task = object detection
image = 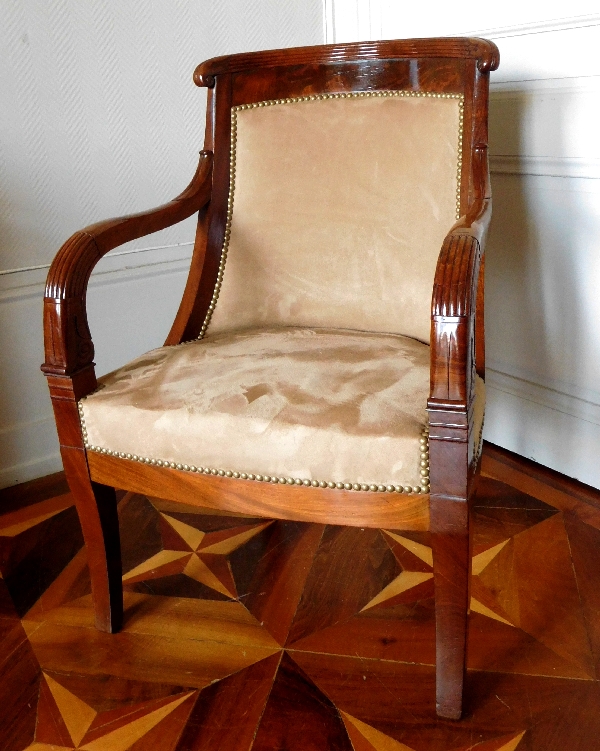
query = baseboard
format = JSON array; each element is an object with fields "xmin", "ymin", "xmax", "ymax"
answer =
[
  {"xmin": 490, "ymin": 155, "xmax": 600, "ymax": 180},
  {"xmin": 0, "ymin": 452, "xmax": 63, "ymax": 490},
  {"xmin": 485, "ymin": 368, "xmax": 600, "ymax": 490}
]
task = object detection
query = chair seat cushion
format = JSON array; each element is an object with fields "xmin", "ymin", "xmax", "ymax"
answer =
[{"xmin": 80, "ymin": 327, "xmax": 433, "ymax": 489}]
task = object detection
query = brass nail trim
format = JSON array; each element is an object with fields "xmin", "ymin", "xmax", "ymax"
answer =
[
  {"xmin": 78, "ymin": 399, "xmax": 429, "ymax": 494},
  {"xmin": 199, "ymin": 89, "xmax": 465, "ymax": 339},
  {"xmin": 474, "ymin": 415, "xmax": 485, "ymax": 464}
]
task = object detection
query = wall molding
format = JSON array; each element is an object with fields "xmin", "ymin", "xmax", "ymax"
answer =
[
  {"xmin": 0, "ymin": 242, "xmax": 193, "ymax": 302},
  {"xmin": 464, "ymin": 13, "xmax": 600, "ymax": 39},
  {"xmin": 490, "ymin": 155, "xmax": 600, "ymax": 179},
  {"xmin": 0, "ymin": 452, "xmax": 62, "ymax": 490},
  {"xmin": 0, "ymin": 241, "xmax": 194, "ymax": 279},
  {"xmin": 325, "ymin": 3, "xmax": 600, "ymax": 44},
  {"xmin": 485, "ymin": 370, "xmax": 600, "ymax": 490},
  {"xmin": 487, "ymin": 367, "xmax": 600, "ymax": 429},
  {"xmin": 0, "ymin": 415, "xmax": 62, "ymax": 489}
]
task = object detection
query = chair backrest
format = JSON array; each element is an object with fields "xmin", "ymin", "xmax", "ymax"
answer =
[{"xmin": 189, "ymin": 39, "xmax": 498, "ymax": 344}]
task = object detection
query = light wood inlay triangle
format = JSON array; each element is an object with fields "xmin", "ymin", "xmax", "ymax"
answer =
[
  {"xmin": 361, "ymin": 571, "xmax": 433, "ymax": 611},
  {"xmin": 199, "ymin": 521, "xmax": 272, "ymax": 554},
  {"xmin": 122, "ymin": 550, "xmax": 190, "ymax": 582},
  {"xmin": 80, "ymin": 692, "xmax": 193, "ymax": 751},
  {"xmin": 381, "ymin": 531, "xmax": 433, "ymax": 567},
  {"xmin": 471, "ymin": 597, "xmax": 514, "ymax": 627},
  {"xmin": 160, "ymin": 514, "xmax": 205, "ymax": 550},
  {"xmin": 44, "ymin": 673, "xmax": 97, "ymax": 747},
  {"xmin": 183, "ymin": 554, "xmax": 236, "ymax": 597},
  {"xmin": 341, "ymin": 712, "xmax": 416, "ymax": 751},
  {"xmin": 472, "ymin": 540, "xmax": 509, "ymax": 576}
]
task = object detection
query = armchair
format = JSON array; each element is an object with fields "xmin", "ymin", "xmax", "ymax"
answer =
[{"xmin": 42, "ymin": 38, "xmax": 499, "ymax": 720}]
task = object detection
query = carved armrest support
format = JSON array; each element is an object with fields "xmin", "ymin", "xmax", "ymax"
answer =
[
  {"xmin": 428, "ymin": 195, "xmax": 491, "ymax": 416},
  {"xmin": 42, "ymin": 151, "xmax": 213, "ymax": 382}
]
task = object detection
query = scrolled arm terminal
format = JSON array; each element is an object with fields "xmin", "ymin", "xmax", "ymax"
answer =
[
  {"xmin": 429, "ymin": 192, "xmax": 491, "ymax": 411},
  {"xmin": 42, "ymin": 151, "xmax": 213, "ymax": 379}
]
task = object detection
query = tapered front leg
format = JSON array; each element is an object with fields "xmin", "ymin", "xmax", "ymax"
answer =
[
  {"xmin": 61, "ymin": 446, "xmax": 123, "ymax": 633},
  {"xmin": 430, "ymin": 496, "xmax": 470, "ymax": 720}
]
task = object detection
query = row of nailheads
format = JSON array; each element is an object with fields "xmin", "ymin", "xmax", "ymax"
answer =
[
  {"xmin": 234, "ymin": 90, "xmax": 463, "ymax": 108},
  {"xmin": 197, "ymin": 89, "xmax": 465, "ymax": 339},
  {"xmin": 456, "ymin": 100, "xmax": 464, "ymax": 220},
  {"xmin": 474, "ymin": 418, "xmax": 485, "ymax": 462},
  {"xmin": 78, "ymin": 401, "xmax": 430, "ymax": 494}
]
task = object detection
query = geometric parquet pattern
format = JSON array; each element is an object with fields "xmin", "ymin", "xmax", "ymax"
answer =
[{"xmin": 2, "ymin": 444, "xmax": 600, "ymax": 750}]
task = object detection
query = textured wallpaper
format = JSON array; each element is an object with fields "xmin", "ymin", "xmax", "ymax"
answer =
[{"xmin": 0, "ymin": 0, "xmax": 324, "ymax": 272}]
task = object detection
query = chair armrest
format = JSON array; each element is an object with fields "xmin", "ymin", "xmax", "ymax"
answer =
[
  {"xmin": 42, "ymin": 151, "xmax": 213, "ymax": 379},
  {"xmin": 428, "ymin": 186, "xmax": 491, "ymax": 413}
]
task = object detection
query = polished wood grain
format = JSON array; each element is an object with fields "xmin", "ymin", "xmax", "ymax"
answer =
[
  {"xmin": 251, "ymin": 653, "xmax": 353, "ymax": 751},
  {"xmin": 3, "ymin": 446, "xmax": 600, "ymax": 749},
  {"xmin": 87, "ymin": 452, "xmax": 431, "ymax": 531},
  {"xmin": 41, "ymin": 38, "xmax": 500, "ymax": 719},
  {"xmin": 175, "ymin": 653, "xmax": 281, "ymax": 751},
  {"xmin": 193, "ymin": 38, "xmax": 500, "ymax": 82},
  {"xmin": 0, "ymin": 616, "xmax": 39, "ymax": 750},
  {"xmin": 0, "ymin": 471, "xmax": 68, "ymax": 514}
]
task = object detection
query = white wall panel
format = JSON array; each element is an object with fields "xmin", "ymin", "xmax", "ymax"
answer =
[
  {"xmin": 327, "ymin": 2, "xmax": 600, "ymax": 488},
  {"xmin": 0, "ymin": 0, "xmax": 324, "ymax": 488}
]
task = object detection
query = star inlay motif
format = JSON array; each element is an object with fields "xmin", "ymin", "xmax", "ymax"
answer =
[
  {"xmin": 25, "ymin": 672, "xmax": 196, "ymax": 750},
  {"xmin": 361, "ymin": 530, "xmax": 513, "ymax": 625},
  {"xmin": 122, "ymin": 514, "xmax": 272, "ymax": 599}
]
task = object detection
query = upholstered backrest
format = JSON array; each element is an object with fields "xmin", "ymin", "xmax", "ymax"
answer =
[{"xmin": 204, "ymin": 91, "xmax": 463, "ymax": 344}]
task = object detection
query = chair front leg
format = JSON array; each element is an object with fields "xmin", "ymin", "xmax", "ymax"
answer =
[
  {"xmin": 430, "ymin": 496, "xmax": 470, "ymax": 720},
  {"xmin": 61, "ymin": 446, "xmax": 123, "ymax": 632}
]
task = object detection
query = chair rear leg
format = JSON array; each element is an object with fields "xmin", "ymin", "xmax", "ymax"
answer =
[
  {"xmin": 430, "ymin": 497, "xmax": 470, "ymax": 720},
  {"xmin": 61, "ymin": 446, "xmax": 123, "ymax": 633}
]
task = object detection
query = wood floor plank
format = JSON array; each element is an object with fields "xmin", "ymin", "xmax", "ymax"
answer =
[
  {"xmin": 341, "ymin": 712, "xmax": 417, "ymax": 750},
  {"xmin": 476, "ymin": 513, "xmax": 595, "ymax": 678},
  {"xmin": 562, "ymin": 511, "xmax": 600, "ymax": 679},
  {"xmin": 24, "ymin": 619, "xmax": 279, "ymax": 689},
  {"xmin": 24, "ymin": 591, "xmax": 280, "ymax": 649},
  {"xmin": 118, "ymin": 494, "xmax": 164, "ymax": 576},
  {"xmin": 126, "ymin": 692, "xmax": 197, "ymax": 751},
  {"xmin": 0, "ymin": 617, "xmax": 40, "ymax": 751},
  {"xmin": 35, "ymin": 672, "xmax": 75, "ymax": 747},
  {"xmin": 289, "ymin": 600, "xmax": 436, "ymax": 665},
  {"xmin": 0, "ymin": 493, "xmax": 74, "ymax": 536},
  {"xmin": 287, "ymin": 526, "xmax": 400, "ymax": 645},
  {"xmin": 482, "ymin": 455, "xmax": 600, "ymax": 530},
  {"xmin": 251, "ymin": 652, "xmax": 353, "ymax": 751},
  {"xmin": 24, "ymin": 547, "xmax": 90, "ymax": 621},
  {"xmin": 240, "ymin": 521, "xmax": 325, "ymax": 646},
  {"xmin": 0, "ymin": 504, "xmax": 83, "ymax": 617},
  {"xmin": 467, "ymin": 612, "xmax": 595, "ymax": 679},
  {"xmin": 291, "ymin": 652, "xmax": 578, "ymax": 751},
  {"xmin": 175, "ymin": 653, "xmax": 281, "ymax": 751},
  {"xmin": 0, "ymin": 471, "xmax": 68, "ymax": 514}
]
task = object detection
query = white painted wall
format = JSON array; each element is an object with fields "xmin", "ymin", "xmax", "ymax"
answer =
[
  {"xmin": 327, "ymin": 2, "xmax": 600, "ymax": 488},
  {"xmin": 0, "ymin": 0, "xmax": 324, "ymax": 488}
]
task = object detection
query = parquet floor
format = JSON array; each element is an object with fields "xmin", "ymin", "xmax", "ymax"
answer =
[{"xmin": 2, "ymin": 444, "xmax": 600, "ymax": 750}]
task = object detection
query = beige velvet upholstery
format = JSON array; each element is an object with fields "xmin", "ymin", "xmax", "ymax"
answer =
[
  {"xmin": 81, "ymin": 327, "xmax": 434, "ymax": 489},
  {"xmin": 81, "ymin": 327, "xmax": 486, "ymax": 490},
  {"xmin": 205, "ymin": 92, "xmax": 463, "ymax": 344}
]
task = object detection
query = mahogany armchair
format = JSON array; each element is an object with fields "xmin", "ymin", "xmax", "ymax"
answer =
[{"xmin": 42, "ymin": 38, "xmax": 499, "ymax": 720}]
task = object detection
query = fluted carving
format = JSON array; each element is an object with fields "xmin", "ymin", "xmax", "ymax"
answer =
[
  {"xmin": 42, "ymin": 151, "xmax": 213, "ymax": 377},
  {"xmin": 429, "ymin": 196, "xmax": 490, "ymax": 408}
]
